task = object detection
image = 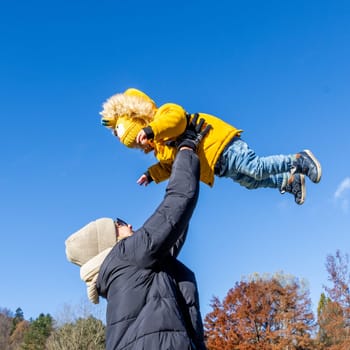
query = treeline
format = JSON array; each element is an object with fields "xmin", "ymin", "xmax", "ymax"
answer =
[
  {"xmin": 0, "ymin": 304, "xmax": 105, "ymax": 350},
  {"xmin": 204, "ymin": 249, "xmax": 350, "ymax": 350},
  {"xmin": 1, "ymin": 250, "xmax": 350, "ymax": 349}
]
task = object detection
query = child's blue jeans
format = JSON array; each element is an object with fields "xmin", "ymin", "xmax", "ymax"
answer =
[{"xmin": 215, "ymin": 137, "xmax": 294, "ymax": 190}]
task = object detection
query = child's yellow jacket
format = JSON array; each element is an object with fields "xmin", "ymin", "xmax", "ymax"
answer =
[{"xmin": 147, "ymin": 103, "xmax": 242, "ymax": 187}]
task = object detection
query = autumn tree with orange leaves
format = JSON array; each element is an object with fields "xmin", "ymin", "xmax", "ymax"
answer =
[{"xmin": 204, "ymin": 272, "xmax": 316, "ymax": 350}]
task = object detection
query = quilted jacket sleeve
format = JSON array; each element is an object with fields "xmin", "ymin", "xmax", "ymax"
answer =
[{"xmin": 122, "ymin": 149, "xmax": 200, "ymax": 268}]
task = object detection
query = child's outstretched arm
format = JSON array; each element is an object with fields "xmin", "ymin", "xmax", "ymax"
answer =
[
  {"xmin": 136, "ymin": 162, "xmax": 173, "ymax": 186},
  {"xmin": 135, "ymin": 103, "xmax": 187, "ymax": 147}
]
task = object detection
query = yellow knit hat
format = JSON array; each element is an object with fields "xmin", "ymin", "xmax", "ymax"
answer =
[
  {"xmin": 100, "ymin": 88, "xmax": 157, "ymax": 131},
  {"xmin": 116, "ymin": 115, "xmax": 146, "ymax": 148}
]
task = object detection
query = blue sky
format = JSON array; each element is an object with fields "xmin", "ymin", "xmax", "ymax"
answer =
[{"xmin": 1, "ymin": 0, "xmax": 350, "ymax": 321}]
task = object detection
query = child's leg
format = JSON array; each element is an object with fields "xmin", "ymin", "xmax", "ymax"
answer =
[
  {"xmin": 218, "ymin": 138, "xmax": 295, "ymax": 181},
  {"xmin": 216, "ymin": 139, "xmax": 319, "ymax": 204},
  {"xmin": 227, "ymin": 172, "xmax": 306, "ymax": 205},
  {"xmin": 231, "ymin": 173, "xmax": 285, "ymax": 190}
]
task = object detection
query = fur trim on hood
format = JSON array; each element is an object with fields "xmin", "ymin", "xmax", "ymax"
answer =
[{"xmin": 100, "ymin": 88, "xmax": 157, "ymax": 129}]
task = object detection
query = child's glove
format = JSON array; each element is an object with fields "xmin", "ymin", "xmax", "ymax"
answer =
[{"xmin": 175, "ymin": 113, "xmax": 212, "ymax": 151}]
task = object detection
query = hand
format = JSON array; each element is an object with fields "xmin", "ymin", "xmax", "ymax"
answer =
[
  {"xmin": 137, "ymin": 172, "xmax": 153, "ymax": 186},
  {"xmin": 176, "ymin": 113, "xmax": 212, "ymax": 151},
  {"xmin": 136, "ymin": 130, "xmax": 148, "ymax": 145},
  {"xmin": 137, "ymin": 174, "xmax": 149, "ymax": 186}
]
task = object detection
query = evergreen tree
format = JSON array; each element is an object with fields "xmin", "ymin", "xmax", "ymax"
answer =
[
  {"xmin": 317, "ymin": 293, "xmax": 332, "ymax": 348},
  {"xmin": 11, "ymin": 307, "xmax": 24, "ymax": 335},
  {"xmin": 22, "ymin": 313, "xmax": 53, "ymax": 350}
]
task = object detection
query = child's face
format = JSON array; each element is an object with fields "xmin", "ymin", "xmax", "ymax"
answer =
[
  {"xmin": 113, "ymin": 129, "xmax": 150, "ymax": 150},
  {"xmin": 114, "ymin": 117, "xmax": 145, "ymax": 148}
]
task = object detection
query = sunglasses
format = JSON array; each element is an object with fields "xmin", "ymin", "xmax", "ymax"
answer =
[{"xmin": 115, "ymin": 217, "xmax": 128, "ymax": 227}]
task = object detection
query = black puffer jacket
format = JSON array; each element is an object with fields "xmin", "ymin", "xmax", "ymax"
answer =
[{"xmin": 96, "ymin": 150, "xmax": 207, "ymax": 350}]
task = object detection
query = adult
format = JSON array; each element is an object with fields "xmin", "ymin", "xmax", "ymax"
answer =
[{"xmin": 66, "ymin": 116, "xmax": 210, "ymax": 349}]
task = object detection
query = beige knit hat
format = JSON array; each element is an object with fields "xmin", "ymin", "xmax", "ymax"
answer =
[
  {"xmin": 65, "ymin": 218, "xmax": 117, "ymax": 303},
  {"xmin": 65, "ymin": 218, "xmax": 116, "ymax": 266}
]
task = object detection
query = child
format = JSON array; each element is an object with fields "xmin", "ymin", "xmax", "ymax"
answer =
[{"xmin": 100, "ymin": 88, "xmax": 322, "ymax": 205}]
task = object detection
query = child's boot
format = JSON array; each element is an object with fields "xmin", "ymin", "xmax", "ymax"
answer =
[
  {"xmin": 281, "ymin": 174, "xmax": 306, "ymax": 205},
  {"xmin": 292, "ymin": 150, "xmax": 322, "ymax": 183}
]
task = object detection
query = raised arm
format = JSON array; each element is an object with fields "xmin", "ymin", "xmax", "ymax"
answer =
[
  {"xmin": 124, "ymin": 116, "xmax": 211, "ymax": 267},
  {"xmin": 126, "ymin": 148, "xmax": 200, "ymax": 267}
]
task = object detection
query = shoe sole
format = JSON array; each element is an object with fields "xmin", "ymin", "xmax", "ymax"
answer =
[
  {"xmin": 303, "ymin": 149, "xmax": 322, "ymax": 183},
  {"xmin": 297, "ymin": 174, "xmax": 306, "ymax": 205}
]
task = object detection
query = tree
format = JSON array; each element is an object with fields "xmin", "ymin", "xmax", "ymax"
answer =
[
  {"xmin": 317, "ymin": 293, "xmax": 332, "ymax": 347},
  {"xmin": 21, "ymin": 313, "xmax": 53, "ymax": 350},
  {"xmin": 0, "ymin": 307, "xmax": 28, "ymax": 350},
  {"xmin": 0, "ymin": 308, "xmax": 13, "ymax": 350},
  {"xmin": 0, "ymin": 303, "xmax": 105, "ymax": 349},
  {"xmin": 204, "ymin": 273, "xmax": 316, "ymax": 350},
  {"xmin": 12, "ymin": 308, "xmax": 24, "ymax": 331},
  {"xmin": 9, "ymin": 320, "xmax": 29, "ymax": 350},
  {"xmin": 317, "ymin": 250, "xmax": 350, "ymax": 349},
  {"xmin": 46, "ymin": 315, "xmax": 105, "ymax": 350}
]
